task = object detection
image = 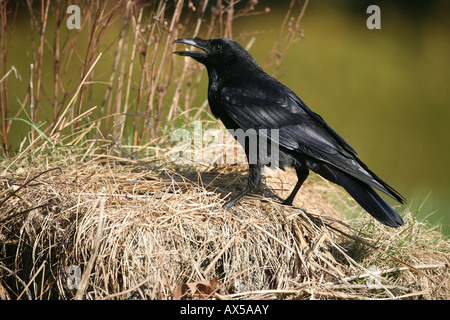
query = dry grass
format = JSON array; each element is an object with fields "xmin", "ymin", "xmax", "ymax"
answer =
[{"xmin": 0, "ymin": 156, "xmax": 448, "ymax": 300}]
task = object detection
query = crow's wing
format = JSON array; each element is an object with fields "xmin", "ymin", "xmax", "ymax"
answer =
[
  {"xmin": 221, "ymin": 84, "xmax": 403, "ymax": 202},
  {"xmin": 221, "ymin": 85, "xmax": 356, "ymax": 160}
]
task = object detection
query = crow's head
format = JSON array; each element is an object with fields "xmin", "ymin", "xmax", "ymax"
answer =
[{"xmin": 173, "ymin": 37, "xmax": 261, "ymax": 77}]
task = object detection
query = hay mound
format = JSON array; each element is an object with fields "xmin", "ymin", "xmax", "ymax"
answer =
[{"xmin": 0, "ymin": 160, "xmax": 448, "ymax": 299}]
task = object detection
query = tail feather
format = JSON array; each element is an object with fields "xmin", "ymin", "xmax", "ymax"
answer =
[{"xmin": 331, "ymin": 167, "xmax": 404, "ymax": 228}]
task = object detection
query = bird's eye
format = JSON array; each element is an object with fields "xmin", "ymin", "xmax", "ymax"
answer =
[{"xmin": 212, "ymin": 43, "xmax": 223, "ymax": 53}]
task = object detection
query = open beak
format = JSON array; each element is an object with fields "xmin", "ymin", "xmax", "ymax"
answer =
[{"xmin": 173, "ymin": 38, "xmax": 207, "ymax": 59}]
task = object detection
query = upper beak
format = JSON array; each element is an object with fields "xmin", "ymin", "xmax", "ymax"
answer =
[{"xmin": 173, "ymin": 38, "xmax": 207, "ymax": 59}]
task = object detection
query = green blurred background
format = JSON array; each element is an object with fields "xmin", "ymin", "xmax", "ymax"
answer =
[{"xmin": 4, "ymin": 0, "xmax": 450, "ymax": 234}]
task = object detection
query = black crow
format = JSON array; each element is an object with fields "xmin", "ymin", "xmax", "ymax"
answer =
[{"xmin": 173, "ymin": 37, "xmax": 405, "ymax": 228}]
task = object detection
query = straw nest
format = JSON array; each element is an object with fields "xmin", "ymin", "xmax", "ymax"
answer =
[{"xmin": 0, "ymin": 159, "xmax": 448, "ymax": 300}]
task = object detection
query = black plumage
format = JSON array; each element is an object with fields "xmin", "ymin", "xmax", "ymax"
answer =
[{"xmin": 174, "ymin": 37, "xmax": 405, "ymax": 228}]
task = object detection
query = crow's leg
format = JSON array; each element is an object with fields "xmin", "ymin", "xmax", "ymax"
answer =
[
  {"xmin": 223, "ymin": 164, "xmax": 262, "ymax": 210},
  {"xmin": 282, "ymin": 167, "xmax": 309, "ymax": 206}
]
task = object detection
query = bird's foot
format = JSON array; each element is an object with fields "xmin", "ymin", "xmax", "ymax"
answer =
[
  {"xmin": 281, "ymin": 199, "xmax": 294, "ymax": 206},
  {"xmin": 209, "ymin": 203, "xmax": 242, "ymax": 218},
  {"xmin": 221, "ymin": 202, "xmax": 243, "ymax": 218}
]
